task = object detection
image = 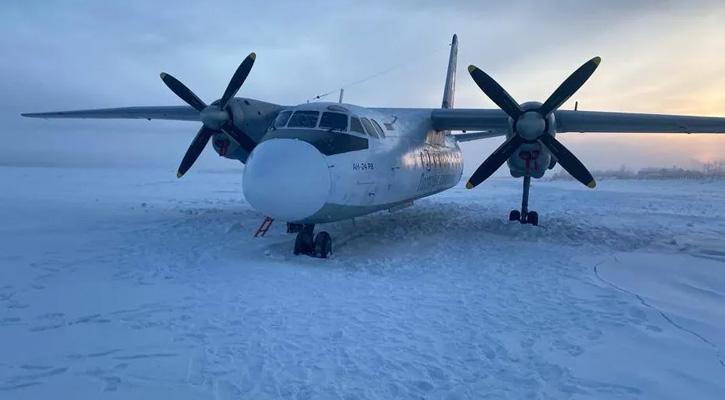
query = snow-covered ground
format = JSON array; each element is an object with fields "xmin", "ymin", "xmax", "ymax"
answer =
[{"xmin": 1, "ymin": 165, "xmax": 724, "ymax": 400}]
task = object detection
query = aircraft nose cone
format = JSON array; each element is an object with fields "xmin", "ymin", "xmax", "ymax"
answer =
[{"xmin": 243, "ymin": 139, "xmax": 330, "ymax": 222}]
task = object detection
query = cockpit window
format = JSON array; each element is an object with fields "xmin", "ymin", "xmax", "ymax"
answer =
[
  {"xmin": 273, "ymin": 111, "xmax": 292, "ymax": 128},
  {"xmin": 319, "ymin": 112, "xmax": 348, "ymax": 131},
  {"xmin": 287, "ymin": 111, "xmax": 320, "ymax": 128},
  {"xmin": 360, "ymin": 117, "xmax": 379, "ymax": 138},
  {"xmin": 371, "ymin": 119, "xmax": 386, "ymax": 138},
  {"xmin": 350, "ymin": 117, "xmax": 365, "ymax": 134}
]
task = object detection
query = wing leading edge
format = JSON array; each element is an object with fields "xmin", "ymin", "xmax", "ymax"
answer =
[{"xmin": 22, "ymin": 106, "xmax": 200, "ymax": 121}]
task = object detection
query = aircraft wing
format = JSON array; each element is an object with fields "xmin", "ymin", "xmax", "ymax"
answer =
[
  {"xmin": 431, "ymin": 108, "xmax": 725, "ymax": 134},
  {"xmin": 431, "ymin": 109, "xmax": 509, "ymax": 131},
  {"xmin": 554, "ymin": 110, "xmax": 725, "ymax": 133},
  {"xmin": 21, "ymin": 106, "xmax": 199, "ymax": 121},
  {"xmin": 452, "ymin": 131, "xmax": 506, "ymax": 142}
]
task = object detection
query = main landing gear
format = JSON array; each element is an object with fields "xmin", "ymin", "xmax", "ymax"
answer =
[
  {"xmin": 509, "ymin": 176, "xmax": 539, "ymax": 226},
  {"xmin": 292, "ymin": 224, "xmax": 332, "ymax": 258}
]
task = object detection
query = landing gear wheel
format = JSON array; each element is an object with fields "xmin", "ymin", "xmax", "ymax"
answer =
[
  {"xmin": 313, "ymin": 231, "xmax": 332, "ymax": 259},
  {"xmin": 294, "ymin": 230, "xmax": 314, "ymax": 255},
  {"xmin": 509, "ymin": 210, "xmax": 521, "ymax": 222},
  {"xmin": 526, "ymin": 211, "xmax": 539, "ymax": 226}
]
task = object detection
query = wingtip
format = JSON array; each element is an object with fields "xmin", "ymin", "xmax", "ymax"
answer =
[
  {"xmin": 249, "ymin": 52, "xmax": 256, "ymax": 61},
  {"xmin": 160, "ymin": 72, "xmax": 167, "ymax": 80},
  {"xmin": 587, "ymin": 180, "xmax": 597, "ymax": 189},
  {"xmin": 176, "ymin": 171, "xmax": 183, "ymax": 178},
  {"xmin": 592, "ymin": 56, "xmax": 601, "ymax": 66},
  {"xmin": 465, "ymin": 181, "xmax": 474, "ymax": 189},
  {"xmin": 467, "ymin": 65, "xmax": 477, "ymax": 73}
]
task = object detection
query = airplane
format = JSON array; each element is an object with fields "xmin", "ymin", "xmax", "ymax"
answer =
[{"xmin": 23, "ymin": 34, "xmax": 725, "ymax": 258}]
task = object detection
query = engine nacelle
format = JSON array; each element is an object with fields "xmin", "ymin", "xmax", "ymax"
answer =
[
  {"xmin": 507, "ymin": 142, "xmax": 552, "ymax": 178},
  {"xmin": 208, "ymin": 99, "xmax": 249, "ymax": 161},
  {"xmin": 506, "ymin": 101, "xmax": 556, "ymax": 179}
]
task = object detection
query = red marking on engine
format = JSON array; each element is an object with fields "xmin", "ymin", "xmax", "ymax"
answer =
[
  {"xmin": 519, "ymin": 150, "xmax": 541, "ymax": 171},
  {"xmin": 215, "ymin": 139, "xmax": 230, "ymax": 157}
]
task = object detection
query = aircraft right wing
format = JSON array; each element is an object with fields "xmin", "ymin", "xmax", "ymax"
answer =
[{"xmin": 22, "ymin": 105, "xmax": 200, "ymax": 121}]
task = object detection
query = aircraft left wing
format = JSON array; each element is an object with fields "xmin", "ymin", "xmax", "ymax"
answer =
[
  {"xmin": 22, "ymin": 106, "xmax": 199, "ymax": 121},
  {"xmin": 431, "ymin": 108, "xmax": 725, "ymax": 135},
  {"xmin": 452, "ymin": 131, "xmax": 506, "ymax": 142},
  {"xmin": 554, "ymin": 110, "xmax": 725, "ymax": 133},
  {"xmin": 431, "ymin": 108, "xmax": 509, "ymax": 132}
]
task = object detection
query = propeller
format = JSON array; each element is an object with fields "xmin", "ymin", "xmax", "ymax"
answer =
[
  {"xmin": 160, "ymin": 52, "xmax": 258, "ymax": 178},
  {"xmin": 465, "ymin": 57, "xmax": 600, "ymax": 189}
]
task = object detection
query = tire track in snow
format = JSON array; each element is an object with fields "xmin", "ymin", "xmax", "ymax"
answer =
[{"xmin": 593, "ymin": 257, "xmax": 725, "ymax": 370}]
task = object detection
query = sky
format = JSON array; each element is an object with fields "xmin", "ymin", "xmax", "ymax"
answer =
[{"xmin": 1, "ymin": 0, "xmax": 724, "ymax": 174}]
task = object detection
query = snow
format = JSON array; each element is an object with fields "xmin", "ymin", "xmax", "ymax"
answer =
[{"xmin": 1, "ymin": 165, "xmax": 724, "ymax": 399}]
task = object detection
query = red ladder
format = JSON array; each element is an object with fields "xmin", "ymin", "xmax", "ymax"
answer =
[{"xmin": 254, "ymin": 217, "xmax": 275, "ymax": 237}]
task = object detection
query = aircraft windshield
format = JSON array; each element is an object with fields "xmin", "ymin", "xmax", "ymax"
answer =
[
  {"xmin": 350, "ymin": 117, "xmax": 365, "ymax": 134},
  {"xmin": 288, "ymin": 111, "xmax": 320, "ymax": 128},
  {"xmin": 371, "ymin": 119, "xmax": 386, "ymax": 138},
  {"xmin": 273, "ymin": 111, "xmax": 292, "ymax": 128},
  {"xmin": 360, "ymin": 117, "xmax": 379, "ymax": 138},
  {"xmin": 319, "ymin": 112, "xmax": 348, "ymax": 131}
]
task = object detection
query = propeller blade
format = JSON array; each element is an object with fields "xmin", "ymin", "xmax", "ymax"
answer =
[
  {"xmin": 466, "ymin": 135, "xmax": 524, "ymax": 189},
  {"xmin": 538, "ymin": 57, "xmax": 601, "ymax": 117},
  {"xmin": 220, "ymin": 52, "xmax": 256, "ymax": 109},
  {"xmin": 538, "ymin": 134, "xmax": 596, "ymax": 188},
  {"xmin": 468, "ymin": 65, "xmax": 524, "ymax": 119},
  {"xmin": 177, "ymin": 126, "xmax": 215, "ymax": 178},
  {"xmin": 160, "ymin": 73, "xmax": 207, "ymax": 112},
  {"xmin": 221, "ymin": 123, "xmax": 256, "ymax": 153}
]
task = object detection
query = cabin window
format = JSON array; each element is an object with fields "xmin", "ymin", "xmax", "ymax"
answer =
[
  {"xmin": 350, "ymin": 117, "xmax": 365, "ymax": 134},
  {"xmin": 319, "ymin": 112, "xmax": 348, "ymax": 131},
  {"xmin": 371, "ymin": 119, "xmax": 386, "ymax": 138},
  {"xmin": 287, "ymin": 111, "xmax": 320, "ymax": 128},
  {"xmin": 273, "ymin": 110, "xmax": 292, "ymax": 128},
  {"xmin": 360, "ymin": 117, "xmax": 379, "ymax": 138}
]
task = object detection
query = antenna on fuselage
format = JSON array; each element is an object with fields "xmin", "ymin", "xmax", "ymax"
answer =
[{"xmin": 339, "ymin": 88, "xmax": 344, "ymax": 103}]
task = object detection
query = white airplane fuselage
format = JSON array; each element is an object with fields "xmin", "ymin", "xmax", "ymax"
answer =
[{"xmin": 242, "ymin": 102, "xmax": 464, "ymax": 224}]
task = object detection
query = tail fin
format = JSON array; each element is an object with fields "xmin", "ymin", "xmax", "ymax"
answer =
[{"xmin": 441, "ymin": 34, "xmax": 458, "ymax": 109}]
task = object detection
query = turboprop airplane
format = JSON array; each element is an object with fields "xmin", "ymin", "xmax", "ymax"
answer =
[{"xmin": 23, "ymin": 34, "xmax": 725, "ymax": 258}]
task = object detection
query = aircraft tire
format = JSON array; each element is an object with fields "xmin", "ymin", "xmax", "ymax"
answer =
[
  {"xmin": 314, "ymin": 231, "xmax": 332, "ymax": 259},
  {"xmin": 294, "ymin": 231, "xmax": 315, "ymax": 255}
]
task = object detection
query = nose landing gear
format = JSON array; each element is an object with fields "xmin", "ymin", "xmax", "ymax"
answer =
[
  {"xmin": 293, "ymin": 224, "xmax": 332, "ymax": 258},
  {"xmin": 510, "ymin": 175, "xmax": 539, "ymax": 226}
]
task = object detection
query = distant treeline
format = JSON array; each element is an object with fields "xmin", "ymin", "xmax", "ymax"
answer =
[{"xmin": 550, "ymin": 160, "xmax": 725, "ymax": 181}]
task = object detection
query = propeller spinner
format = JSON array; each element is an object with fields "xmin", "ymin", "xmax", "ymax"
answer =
[
  {"xmin": 465, "ymin": 57, "xmax": 601, "ymax": 189},
  {"xmin": 159, "ymin": 52, "xmax": 258, "ymax": 178}
]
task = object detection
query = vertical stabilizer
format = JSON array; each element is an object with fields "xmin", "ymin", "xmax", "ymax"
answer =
[{"xmin": 441, "ymin": 34, "xmax": 458, "ymax": 109}]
